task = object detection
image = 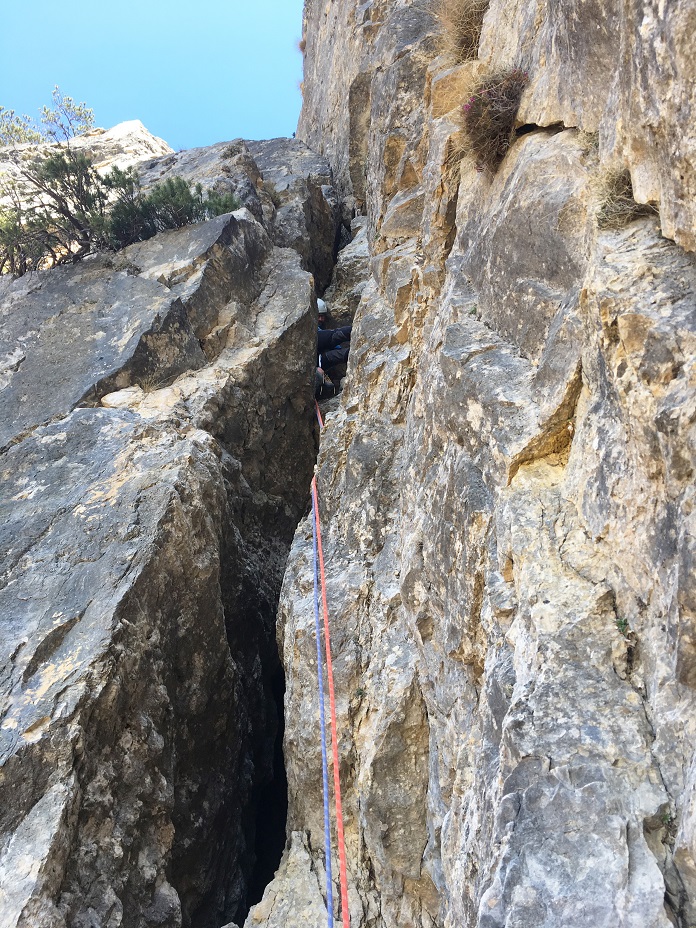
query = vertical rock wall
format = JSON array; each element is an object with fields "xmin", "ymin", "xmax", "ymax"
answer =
[{"xmin": 252, "ymin": 2, "xmax": 696, "ymax": 927}]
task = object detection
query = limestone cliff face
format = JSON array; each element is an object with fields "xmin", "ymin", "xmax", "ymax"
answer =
[
  {"xmin": 0, "ymin": 130, "xmax": 339, "ymax": 928},
  {"xmin": 2, "ymin": 6, "xmax": 695, "ymax": 927},
  {"xmin": 251, "ymin": 2, "xmax": 696, "ymax": 928}
]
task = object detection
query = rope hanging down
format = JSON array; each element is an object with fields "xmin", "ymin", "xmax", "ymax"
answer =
[
  {"xmin": 311, "ymin": 485, "xmax": 334, "ymax": 926},
  {"xmin": 311, "ymin": 398, "xmax": 350, "ymax": 928},
  {"xmin": 311, "ymin": 476, "xmax": 350, "ymax": 928}
]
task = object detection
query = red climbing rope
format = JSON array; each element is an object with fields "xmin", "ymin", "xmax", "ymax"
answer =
[
  {"xmin": 311, "ymin": 488, "xmax": 335, "ymax": 927},
  {"xmin": 311, "ymin": 456, "xmax": 350, "ymax": 928}
]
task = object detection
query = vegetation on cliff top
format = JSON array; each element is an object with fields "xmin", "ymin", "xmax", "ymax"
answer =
[
  {"xmin": 0, "ymin": 154, "xmax": 239, "ymax": 277},
  {"xmin": 0, "ymin": 87, "xmax": 239, "ymax": 277},
  {"xmin": 0, "ymin": 87, "xmax": 95, "ymax": 147}
]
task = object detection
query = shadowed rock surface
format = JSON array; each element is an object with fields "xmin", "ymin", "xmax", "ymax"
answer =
[{"xmin": 0, "ymin": 130, "xmax": 340, "ymax": 928}]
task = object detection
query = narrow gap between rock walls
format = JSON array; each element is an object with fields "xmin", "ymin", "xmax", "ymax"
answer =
[
  {"xmin": 221, "ymin": 207, "xmax": 352, "ymax": 926},
  {"xmin": 239, "ymin": 662, "xmax": 289, "ymax": 924}
]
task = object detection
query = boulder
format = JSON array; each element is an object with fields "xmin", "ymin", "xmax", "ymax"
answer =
[
  {"xmin": 0, "ymin": 144, "xmax": 322, "ymax": 927},
  {"xmin": 247, "ymin": 138, "xmax": 341, "ymax": 292}
]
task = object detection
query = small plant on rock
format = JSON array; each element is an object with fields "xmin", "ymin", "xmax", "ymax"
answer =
[
  {"xmin": 461, "ymin": 69, "xmax": 529, "ymax": 173},
  {"xmin": 592, "ymin": 167, "xmax": 658, "ymax": 230},
  {"xmin": 616, "ymin": 616, "xmax": 630, "ymax": 637},
  {"xmin": 433, "ymin": 0, "xmax": 490, "ymax": 63},
  {"xmin": 221, "ymin": 141, "xmax": 245, "ymax": 160}
]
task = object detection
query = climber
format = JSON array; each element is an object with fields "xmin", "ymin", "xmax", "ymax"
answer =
[
  {"xmin": 316, "ymin": 298, "xmax": 352, "ymax": 398},
  {"xmin": 317, "ymin": 298, "xmax": 352, "ymax": 370}
]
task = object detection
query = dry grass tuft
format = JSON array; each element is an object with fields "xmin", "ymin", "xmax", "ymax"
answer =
[
  {"xmin": 221, "ymin": 142, "xmax": 244, "ymax": 160},
  {"xmin": 433, "ymin": 0, "xmax": 490, "ymax": 63},
  {"xmin": 460, "ymin": 69, "xmax": 529, "ymax": 173},
  {"xmin": 592, "ymin": 168, "xmax": 658, "ymax": 229},
  {"xmin": 576, "ymin": 130, "xmax": 600, "ymax": 154}
]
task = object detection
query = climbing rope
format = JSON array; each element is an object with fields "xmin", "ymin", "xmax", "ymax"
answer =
[
  {"xmin": 311, "ymin": 476, "xmax": 350, "ymax": 928},
  {"xmin": 311, "ymin": 398, "xmax": 350, "ymax": 928},
  {"xmin": 311, "ymin": 484, "xmax": 334, "ymax": 926}
]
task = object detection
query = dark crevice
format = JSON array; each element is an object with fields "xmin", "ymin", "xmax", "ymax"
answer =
[
  {"xmin": 178, "ymin": 176, "xmax": 339, "ymax": 926},
  {"xmin": 216, "ymin": 525, "xmax": 291, "ymax": 928},
  {"xmin": 174, "ymin": 453, "xmax": 299, "ymax": 928},
  {"xmin": 243, "ymin": 663, "xmax": 289, "ymax": 920},
  {"xmin": 443, "ymin": 189, "xmax": 459, "ymax": 264},
  {"xmin": 334, "ymin": 219, "xmax": 353, "ymax": 260},
  {"xmin": 515, "ymin": 122, "xmax": 567, "ymax": 138}
]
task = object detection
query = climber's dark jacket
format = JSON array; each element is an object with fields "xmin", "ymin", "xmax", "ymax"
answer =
[{"xmin": 317, "ymin": 325, "xmax": 352, "ymax": 370}]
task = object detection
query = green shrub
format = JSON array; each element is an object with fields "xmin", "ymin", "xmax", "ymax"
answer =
[
  {"xmin": 0, "ymin": 149, "xmax": 240, "ymax": 276},
  {"xmin": 0, "ymin": 148, "xmax": 109, "ymax": 274},
  {"xmin": 144, "ymin": 178, "xmax": 239, "ymax": 232},
  {"xmin": 461, "ymin": 69, "xmax": 529, "ymax": 173},
  {"xmin": 28, "ymin": 149, "xmax": 110, "ymax": 251},
  {"xmin": 0, "ymin": 199, "xmax": 47, "ymax": 277},
  {"xmin": 202, "ymin": 187, "xmax": 240, "ymax": 217},
  {"xmin": 0, "ymin": 109, "xmax": 43, "ymax": 147},
  {"xmin": 39, "ymin": 87, "xmax": 94, "ymax": 142},
  {"xmin": 146, "ymin": 177, "xmax": 204, "ymax": 230},
  {"xmin": 101, "ymin": 167, "xmax": 158, "ymax": 249},
  {"xmin": 0, "ymin": 87, "xmax": 94, "ymax": 147}
]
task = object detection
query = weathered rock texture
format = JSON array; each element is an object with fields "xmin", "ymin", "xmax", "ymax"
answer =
[
  {"xmin": 251, "ymin": 2, "xmax": 696, "ymax": 928},
  {"xmin": 0, "ymin": 128, "xmax": 340, "ymax": 927},
  {"xmin": 136, "ymin": 137, "xmax": 341, "ymax": 294}
]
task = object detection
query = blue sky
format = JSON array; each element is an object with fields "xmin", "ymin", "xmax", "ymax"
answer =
[{"xmin": 0, "ymin": 0, "xmax": 305, "ymax": 151}]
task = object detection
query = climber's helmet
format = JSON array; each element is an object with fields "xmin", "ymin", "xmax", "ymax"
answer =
[{"xmin": 317, "ymin": 298, "xmax": 328, "ymax": 326}]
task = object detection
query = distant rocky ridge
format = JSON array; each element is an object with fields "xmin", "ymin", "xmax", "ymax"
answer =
[{"xmin": 0, "ymin": 119, "xmax": 173, "ymax": 183}]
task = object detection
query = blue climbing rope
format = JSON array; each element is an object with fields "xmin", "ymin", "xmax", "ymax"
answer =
[{"xmin": 312, "ymin": 487, "xmax": 335, "ymax": 926}]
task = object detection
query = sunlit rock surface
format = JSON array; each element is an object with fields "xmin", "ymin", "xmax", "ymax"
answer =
[
  {"xmin": 253, "ymin": 2, "xmax": 696, "ymax": 927},
  {"xmin": 0, "ymin": 119, "xmax": 173, "ymax": 186},
  {"xmin": 2, "ymin": 5, "xmax": 695, "ymax": 928}
]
